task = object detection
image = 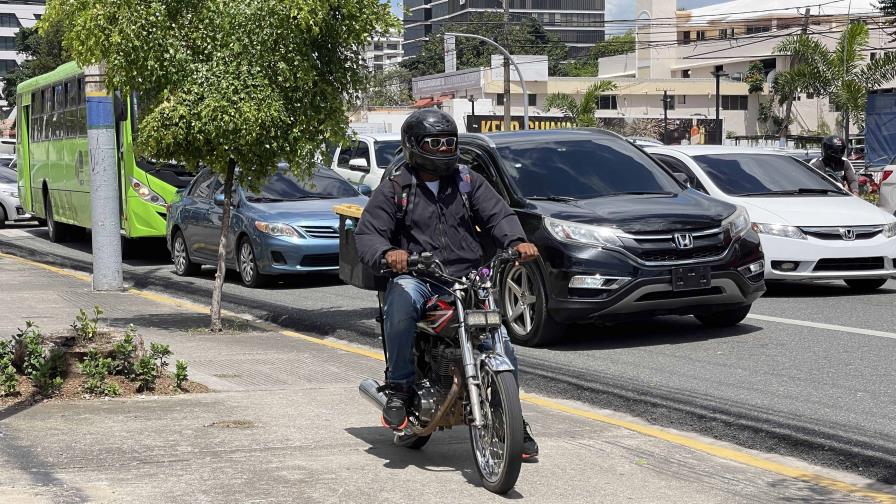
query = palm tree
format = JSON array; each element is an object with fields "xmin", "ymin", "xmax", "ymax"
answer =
[
  {"xmin": 774, "ymin": 22, "xmax": 896, "ymax": 142},
  {"xmin": 543, "ymin": 81, "xmax": 617, "ymax": 127}
]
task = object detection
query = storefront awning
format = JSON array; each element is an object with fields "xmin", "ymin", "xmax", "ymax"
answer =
[
  {"xmin": 413, "ymin": 97, "xmax": 434, "ymax": 108},
  {"xmin": 433, "ymin": 94, "xmax": 455, "ymax": 104}
]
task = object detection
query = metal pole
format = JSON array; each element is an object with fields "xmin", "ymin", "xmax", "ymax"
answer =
[
  {"xmin": 446, "ymin": 32, "xmax": 528, "ymax": 130},
  {"xmin": 85, "ymin": 63, "xmax": 123, "ymax": 291},
  {"xmin": 502, "ymin": 0, "xmax": 511, "ymax": 131},
  {"xmin": 662, "ymin": 90, "xmax": 669, "ymax": 145}
]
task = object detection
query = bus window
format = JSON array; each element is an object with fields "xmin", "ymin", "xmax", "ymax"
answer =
[
  {"xmin": 65, "ymin": 80, "xmax": 77, "ymax": 138},
  {"xmin": 54, "ymin": 84, "xmax": 64, "ymax": 140},
  {"xmin": 31, "ymin": 92, "xmax": 41, "ymax": 115},
  {"xmin": 78, "ymin": 76, "xmax": 85, "ymax": 104},
  {"xmin": 42, "ymin": 88, "xmax": 51, "ymax": 141}
]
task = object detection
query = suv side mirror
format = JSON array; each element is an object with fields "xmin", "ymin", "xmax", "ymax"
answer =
[
  {"xmin": 357, "ymin": 184, "xmax": 372, "ymax": 197},
  {"xmin": 349, "ymin": 158, "xmax": 369, "ymax": 170},
  {"xmin": 673, "ymin": 172, "xmax": 690, "ymax": 187}
]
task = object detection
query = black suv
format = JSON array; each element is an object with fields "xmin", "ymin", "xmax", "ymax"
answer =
[{"xmin": 435, "ymin": 129, "xmax": 765, "ymax": 346}]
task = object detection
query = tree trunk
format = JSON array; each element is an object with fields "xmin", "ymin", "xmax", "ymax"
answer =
[
  {"xmin": 778, "ymin": 99, "xmax": 794, "ymax": 148},
  {"xmin": 843, "ymin": 111, "xmax": 850, "ymax": 150},
  {"xmin": 209, "ymin": 159, "xmax": 236, "ymax": 332}
]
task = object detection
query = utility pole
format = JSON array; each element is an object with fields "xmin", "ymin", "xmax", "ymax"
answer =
[
  {"xmin": 778, "ymin": 8, "xmax": 811, "ymax": 148},
  {"xmin": 711, "ymin": 69, "xmax": 728, "ymax": 145},
  {"xmin": 84, "ymin": 64, "xmax": 123, "ymax": 292},
  {"xmin": 659, "ymin": 89, "xmax": 672, "ymax": 145},
  {"xmin": 503, "ymin": 0, "xmax": 512, "ymax": 131}
]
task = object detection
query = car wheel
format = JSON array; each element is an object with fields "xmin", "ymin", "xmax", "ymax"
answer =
[
  {"xmin": 844, "ymin": 278, "xmax": 888, "ymax": 291},
  {"xmin": 238, "ymin": 238, "xmax": 269, "ymax": 288},
  {"xmin": 172, "ymin": 231, "xmax": 201, "ymax": 276},
  {"xmin": 0, "ymin": 206, "xmax": 7, "ymax": 228},
  {"xmin": 501, "ymin": 262, "xmax": 565, "ymax": 347},
  {"xmin": 695, "ymin": 305, "xmax": 752, "ymax": 327}
]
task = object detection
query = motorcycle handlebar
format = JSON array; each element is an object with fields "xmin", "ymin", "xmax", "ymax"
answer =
[{"xmin": 377, "ymin": 248, "xmax": 519, "ymax": 276}]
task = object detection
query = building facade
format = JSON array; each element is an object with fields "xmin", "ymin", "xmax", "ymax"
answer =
[
  {"xmin": 402, "ymin": 0, "xmax": 605, "ymax": 58},
  {"xmin": 0, "ymin": 1, "xmax": 44, "ymax": 79},
  {"xmin": 365, "ymin": 30, "xmax": 403, "ymax": 73}
]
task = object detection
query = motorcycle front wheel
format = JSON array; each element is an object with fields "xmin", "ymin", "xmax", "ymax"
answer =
[{"xmin": 469, "ymin": 367, "xmax": 523, "ymax": 494}]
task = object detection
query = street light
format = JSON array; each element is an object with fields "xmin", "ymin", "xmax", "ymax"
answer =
[
  {"xmin": 445, "ymin": 32, "xmax": 529, "ymax": 130},
  {"xmin": 711, "ymin": 69, "xmax": 729, "ymax": 145},
  {"xmin": 467, "ymin": 95, "xmax": 477, "ymax": 132}
]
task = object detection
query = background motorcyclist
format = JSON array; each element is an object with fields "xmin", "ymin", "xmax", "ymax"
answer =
[
  {"xmin": 810, "ymin": 135, "xmax": 859, "ymax": 195},
  {"xmin": 355, "ymin": 108, "xmax": 540, "ymax": 460}
]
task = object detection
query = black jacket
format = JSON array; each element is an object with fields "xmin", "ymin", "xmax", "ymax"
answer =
[{"xmin": 355, "ymin": 164, "xmax": 527, "ymax": 277}]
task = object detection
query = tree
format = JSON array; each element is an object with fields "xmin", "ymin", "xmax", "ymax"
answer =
[
  {"xmin": 774, "ymin": 23, "xmax": 896, "ymax": 141},
  {"xmin": 542, "ymin": 81, "xmax": 617, "ymax": 127},
  {"xmin": 556, "ymin": 30, "xmax": 635, "ymax": 78},
  {"xmin": 2, "ymin": 22, "xmax": 69, "ymax": 107},
  {"xmin": 357, "ymin": 67, "xmax": 412, "ymax": 108},
  {"xmin": 744, "ymin": 61, "xmax": 766, "ymax": 95},
  {"xmin": 47, "ymin": 0, "xmax": 397, "ymax": 331},
  {"xmin": 882, "ymin": 0, "xmax": 896, "ymax": 40},
  {"xmin": 401, "ymin": 13, "xmax": 568, "ymax": 77}
]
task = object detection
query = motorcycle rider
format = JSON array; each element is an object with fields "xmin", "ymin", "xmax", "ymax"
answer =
[
  {"xmin": 810, "ymin": 135, "xmax": 859, "ymax": 195},
  {"xmin": 355, "ymin": 108, "xmax": 540, "ymax": 460}
]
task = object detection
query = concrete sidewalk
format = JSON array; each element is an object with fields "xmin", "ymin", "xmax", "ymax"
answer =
[{"xmin": 0, "ymin": 254, "xmax": 890, "ymax": 503}]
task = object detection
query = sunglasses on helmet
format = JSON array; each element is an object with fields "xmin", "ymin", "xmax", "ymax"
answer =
[{"xmin": 421, "ymin": 137, "xmax": 457, "ymax": 149}]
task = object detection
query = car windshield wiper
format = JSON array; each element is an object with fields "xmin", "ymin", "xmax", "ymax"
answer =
[
  {"xmin": 736, "ymin": 188, "xmax": 845, "ymax": 196},
  {"xmin": 527, "ymin": 195, "xmax": 579, "ymax": 202},
  {"xmin": 601, "ymin": 191, "xmax": 676, "ymax": 197},
  {"xmin": 247, "ymin": 196, "xmax": 286, "ymax": 202}
]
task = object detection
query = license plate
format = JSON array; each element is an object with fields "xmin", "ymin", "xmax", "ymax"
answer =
[{"xmin": 671, "ymin": 266, "xmax": 712, "ymax": 291}]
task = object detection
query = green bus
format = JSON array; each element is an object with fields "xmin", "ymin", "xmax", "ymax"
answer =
[{"xmin": 16, "ymin": 62, "xmax": 193, "ymax": 242}]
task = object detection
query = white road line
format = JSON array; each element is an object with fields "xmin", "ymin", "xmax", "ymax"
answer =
[
  {"xmin": 0, "ymin": 229, "xmax": 30, "ymax": 237},
  {"xmin": 747, "ymin": 313, "xmax": 896, "ymax": 340}
]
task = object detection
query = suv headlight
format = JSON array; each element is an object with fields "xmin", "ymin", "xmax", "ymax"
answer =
[
  {"xmin": 751, "ymin": 222, "xmax": 807, "ymax": 240},
  {"xmin": 255, "ymin": 221, "xmax": 301, "ymax": 238},
  {"xmin": 723, "ymin": 207, "xmax": 750, "ymax": 238},
  {"xmin": 544, "ymin": 217, "xmax": 623, "ymax": 248},
  {"xmin": 129, "ymin": 177, "xmax": 166, "ymax": 207},
  {"xmin": 883, "ymin": 222, "xmax": 896, "ymax": 238}
]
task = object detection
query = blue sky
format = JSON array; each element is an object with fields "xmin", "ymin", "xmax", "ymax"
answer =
[{"xmin": 388, "ymin": 0, "xmax": 724, "ymax": 19}]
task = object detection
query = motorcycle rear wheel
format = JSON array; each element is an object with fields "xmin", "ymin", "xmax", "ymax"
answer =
[{"xmin": 469, "ymin": 368, "xmax": 523, "ymax": 494}]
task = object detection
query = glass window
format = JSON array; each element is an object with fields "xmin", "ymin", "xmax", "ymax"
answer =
[
  {"xmin": 244, "ymin": 165, "xmax": 358, "ymax": 200},
  {"xmin": 350, "ymin": 142, "xmax": 371, "ymax": 171},
  {"xmin": 31, "ymin": 92, "xmax": 41, "ymax": 116},
  {"xmin": 496, "ymin": 93, "xmax": 505, "ymax": 106},
  {"xmin": 0, "ymin": 166, "xmax": 15, "ymax": 183},
  {"xmin": 652, "ymin": 154, "xmax": 706, "ymax": 192},
  {"xmin": 0, "ymin": 37, "xmax": 16, "ymax": 50},
  {"xmin": 66, "ymin": 80, "xmax": 78, "ymax": 108},
  {"xmin": 54, "ymin": 84, "xmax": 64, "ymax": 111},
  {"xmin": 597, "ymin": 96, "xmax": 617, "ymax": 110},
  {"xmin": 528, "ymin": 93, "xmax": 537, "ymax": 107},
  {"xmin": 721, "ymin": 95, "xmax": 748, "ymax": 110},
  {"xmin": 0, "ymin": 14, "xmax": 20, "ymax": 28},
  {"xmin": 495, "ymin": 137, "xmax": 681, "ymax": 200},
  {"xmin": 373, "ymin": 140, "xmax": 402, "ymax": 168},
  {"xmin": 190, "ymin": 170, "xmax": 218, "ymax": 199},
  {"xmin": 692, "ymin": 154, "xmax": 847, "ymax": 196}
]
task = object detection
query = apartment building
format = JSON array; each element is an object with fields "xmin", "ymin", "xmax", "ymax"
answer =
[
  {"xmin": 0, "ymin": 1, "xmax": 44, "ymax": 78},
  {"xmin": 366, "ymin": 30, "xmax": 403, "ymax": 73}
]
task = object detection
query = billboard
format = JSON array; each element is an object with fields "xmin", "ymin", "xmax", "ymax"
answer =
[
  {"xmin": 467, "ymin": 115, "xmax": 574, "ymax": 133},
  {"xmin": 595, "ymin": 117, "xmax": 723, "ymax": 145}
]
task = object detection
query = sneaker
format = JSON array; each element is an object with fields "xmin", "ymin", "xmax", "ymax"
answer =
[
  {"xmin": 381, "ymin": 384, "xmax": 411, "ymax": 431},
  {"xmin": 522, "ymin": 420, "xmax": 539, "ymax": 461}
]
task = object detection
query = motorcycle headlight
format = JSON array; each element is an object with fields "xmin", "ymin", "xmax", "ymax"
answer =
[
  {"xmin": 544, "ymin": 217, "xmax": 623, "ymax": 248},
  {"xmin": 129, "ymin": 177, "xmax": 166, "ymax": 207},
  {"xmin": 883, "ymin": 222, "xmax": 896, "ymax": 238},
  {"xmin": 723, "ymin": 207, "xmax": 751, "ymax": 238},
  {"xmin": 254, "ymin": 221, "xmax": 301, "ymax": 238},
  {"xmin": 751, "ymin": 222, "xmax": 807, "ymax": 240}
]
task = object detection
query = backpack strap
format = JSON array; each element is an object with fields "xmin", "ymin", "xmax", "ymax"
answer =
[
  {"xmin": 389, "ymin": 164, "xmax": 415, "ymax": 227},
  {"xmin": 456, "ymin": 165, "xmax": 474, "ymax": 225}
]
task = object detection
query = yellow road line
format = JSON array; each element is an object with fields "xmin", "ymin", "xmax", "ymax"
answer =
[{"xmin": 2, "ymin": 250, "xmax": 893, "ymax": 502}]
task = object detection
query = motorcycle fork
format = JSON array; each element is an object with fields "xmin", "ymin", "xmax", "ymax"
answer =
[{"xmin": 454, "ymin": 286, "xmax": 484, "ymax": 427}]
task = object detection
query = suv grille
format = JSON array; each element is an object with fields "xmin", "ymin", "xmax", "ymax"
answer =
[
  {"xmin": 813, "ymin": 257, "xmax": 885, "ymax": 271},
  {"xmin": 299, "ymin": 226, "xmax": 339, "ymax": 239},
  {"xmin": 622, "ymin": 227, "xmax": 729, "ymax": 264}
]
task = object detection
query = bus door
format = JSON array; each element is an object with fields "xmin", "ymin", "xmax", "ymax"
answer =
[{"xmin": 18, "ymin": 104, "xmax": 32, "ymax": 210}]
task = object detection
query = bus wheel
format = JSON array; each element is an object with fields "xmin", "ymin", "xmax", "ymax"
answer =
[{"xmin": 45, "ymin": 197, "xmax": 69, "ymax": 243}]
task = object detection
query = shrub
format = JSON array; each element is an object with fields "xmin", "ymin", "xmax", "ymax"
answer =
[
  {"xmin": 134, "ymin": 355, "xmax": 157, "ymax": 392},
  {"xmin": 31, "ymin": 349, "xmax": 64, "ymax": 396},
  {"xmin": 0, "ymin": 340, "xmax": 17, "ymax": 396},
  {"xmin": 149, "ymin": 342, "xmax": 172, "ymax": 373},
  {"xmin": 111, "ymin": 325, "xmax": 138, "ymax": 378},
  {"xmin": 72, "ymin": 305, "xmax": 103, "ymax": 343},
  {"xmin": 175, "ymin": 360, "xmax": 188, "ymax": 389},
  {"xmin": 79, "ymin": 348, "xmax": 119, "ymax": 397}
]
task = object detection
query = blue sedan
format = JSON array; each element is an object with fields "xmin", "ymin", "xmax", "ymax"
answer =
[{"xmin": 166, "ymin": 164, "xmax": 367, "ymax": 287}]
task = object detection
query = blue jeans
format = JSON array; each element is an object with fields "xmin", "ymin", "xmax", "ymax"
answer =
[{"xmin": 383, "ymin": 275, "xmax": 519, "ymax": 386}]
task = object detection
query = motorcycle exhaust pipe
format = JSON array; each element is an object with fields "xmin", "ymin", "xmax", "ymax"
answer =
[{"xmin": 359, "ymin": 378, "xmax": 387, "ymax": 411}]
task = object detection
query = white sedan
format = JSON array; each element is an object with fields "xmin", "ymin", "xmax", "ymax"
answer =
[
  {"xmin": 646, "ymin": 146, "xmax": 896, "ymax": 291},
  {"xmin": 0, "ymin": 166, "xmax": 30, "ymax": 227}
]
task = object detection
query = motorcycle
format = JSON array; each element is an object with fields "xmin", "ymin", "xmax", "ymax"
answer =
[{"xmin": 358, "ymin": 249, "xmax": 524, "ymax": 494}]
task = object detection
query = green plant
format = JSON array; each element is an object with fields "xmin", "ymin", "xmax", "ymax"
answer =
[
  {"xmin": 745, "ymin": 61, "xmax": 766, "ymax": 95},
  {"xmin": 79, "ymin": 348, "xmax": 118, "ymax": 396},
  {"xmin": 71, "ymin": 305, "xmax": 103, "ymax": 342},
  {"xmin": 134, "ymin": 356, "xmax": 157, "ymax": 392},
  {"xmin": 149, "ymin": 342, "xmax": 172, "ymax": 373},
  {"xmin": 111, "ymin": 325, "xmax": 138, "ymax": 378},
  {"xmin": 543, "ymin": 81, "xmax": 618, "ymax": 127},
  {"xmin": 30, "ymin": 349, "xmax": 64, "ymax": 396},
  {"xmin": 725, "ymin": 130, "xmax": 738, "ymax": 139},
  {"xmin": 0, "ymin": 340, "xmax": 17, "ymax": 396},
  {"xmin": 175, "ymin": 360, "xmax": 188, "ymax": 389},
  {"xmin": 21, "ymin": 326, "xmax": 45, "ymax": 376}
]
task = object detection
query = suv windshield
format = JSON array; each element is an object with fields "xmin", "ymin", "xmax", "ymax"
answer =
[
  {"xmin": 496, "ymin": 137, "xmax": 681, "ymax": 199},
  {"xmin": 0, "ymin": 166, "xmax": 14, "ymax": 183},
  {"xmin": 692, "ymin": 154, "xmax": 847, "ymax": 196},
  {"xmin": 374, "ymin": 141, "xmax": 402, "ymax": 168},
  {"xmin": 245, "ymin": 165, "xmax": 358, "ymax": 201}
]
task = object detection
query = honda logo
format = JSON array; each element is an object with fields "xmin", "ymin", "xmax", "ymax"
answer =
[
  {"xmin": 839, "ymin": 228, "xmax": 856, "ymax": 241},
  {"xmin": 674, "ymin": 233, "xmax": 694, "ymax": 249}
]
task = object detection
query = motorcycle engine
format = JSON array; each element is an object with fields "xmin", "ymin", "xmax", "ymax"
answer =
[{"xmin": 414, "ymin": 384, "xmax": 440, "ymax": 424}]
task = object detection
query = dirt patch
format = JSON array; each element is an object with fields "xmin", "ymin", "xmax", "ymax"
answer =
[{"xmin": 205, "ymin": 419, "xmax": 256, "ymax": 429}]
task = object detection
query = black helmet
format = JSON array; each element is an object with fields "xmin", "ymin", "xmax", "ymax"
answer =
[
  {"xmin": 822, "ymin": 135, "xmax": 846, "ymax": 159},
  {"xmin": 401, "ymin": 109, "xmax": 459, "ymax": 177}
]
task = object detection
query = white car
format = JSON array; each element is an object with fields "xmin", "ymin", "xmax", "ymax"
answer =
[
  {"xmin": 0, "ymin": 166, "xmax": 30, "ymax": 226},
  {"xmin": 879, "ymin": 165, "xmax": 895, "ymax": 216},
  {"xmin": 330, "ymin": 133, "xmax": 402, "ymax": 191},
  {"xmin": 646, "ymin": 146, "xmax": 896, "ymax": 291}
]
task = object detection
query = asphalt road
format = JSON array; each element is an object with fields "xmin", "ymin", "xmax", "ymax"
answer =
[{"xmin": 2, "ymin": 223, "xmax": 895, "ymax": 483}]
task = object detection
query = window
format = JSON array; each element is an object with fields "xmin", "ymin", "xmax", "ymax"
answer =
[
  {"xmin": 806, "ymin": 92, "xmax": 815, "ymax": 100},
  {"xmin": 528, "ymin": 93, "xmax": 537, "ymax": 107},
  {"xmin": 665, "ymin": 95, "xmax": 675, "ymax": 110},
  {"xmin": 745, "ymin": 25, "xmax": 771, "ymax": 35},
  {"xmin": 373, "ymin": 42, "xmax": 383, "ymax": 51},
  {"xmin": 496, "ymin": 93, "xmax": 505, "ymax": 106},
  {"xmin": 681, "ymin": 31, "xmax": 691, "ymax": 44},
  {"xmin": 677, "ymin": 95, "xmax": 687, "ymax": 105},
  {"xmin": 0, "ymin": 37, "xmax": 15, "ymax": 50},
  {"xmin": 696, "ymin": 31, "xmax": 706, "ymax": 41},
  {"xmin": 692, "ymin": 154, "xmax": 845, "ymax": 196},
  {"xmin": 31, "ymin": 92, "xmax": 41, "ymax": 116},
  {"xmin": 190, "ymin": 170, "xmax": 219, "ymax": 199},
  {"xmin": 682, "ymin": 69, "xmax": 691, "ymax": 79},
  {"xmin": 0, "ymin": 14, "xmax": 20, "ymax": 28},
  {"xmin": 373, "ymin": 140, "xmax": 402, "ymax": 168},
  {"xmin": 244, "ymin": 166, "xmax": 358, "ymax": 200},
  {"xmin": 652, "ymin": 154, "xmax": 707, "ymax": 193},
  {"xmin": 0, "ymin": 60, "xmax": 17, "ymax": 74},
  {"xmin": 386, "ymin": 43, "xmax": 399, "ymax": 51},
  {"xmin": 721, "ymin": 95, "xmax": 748, "ymax": 111},
  {"xmin": 350, "ymin": 142, "xmax": 370, "ymax": 172},
  {"xmin": 596, "ymin": 95, "xmax": 617, "ymax": 110},
  {"xmin": 871, "ymin": 52, "xmax": 877, "ymax": 61}
]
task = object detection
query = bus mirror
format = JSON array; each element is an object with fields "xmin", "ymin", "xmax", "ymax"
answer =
[{"xmin": 113, "ymin": 92, "xmax": 126, "ymax": 123}]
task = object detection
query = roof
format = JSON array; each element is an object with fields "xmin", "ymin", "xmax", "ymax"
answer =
[
  {"xmin": 646, "ymin": 145, "xmax": 808, "ymax": 156},
  {"xmin": 17, "ymin": 62, "xmax": 83, "ymax": 97},
  {"xmin": 679, "ymin": 0, "xmax": 879, "ymax": 26}
]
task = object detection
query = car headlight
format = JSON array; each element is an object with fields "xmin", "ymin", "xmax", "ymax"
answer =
[
  {"xmin": 129, "ymin": 177, "xmax": 166, "ymax": 207},
  {"xmin": 751, "ymin": 222, "xmax": 807, "ymax": 240},
  {"xmin": 255, "ymin": 221, "xmax": 301, "ymax": 238},
  {"xmin": 883, "ymin": 222, "xmax": 896, "ymax": 238},
  {"xmin": 723, "ymin": 207, "xmax": 750, "ymax": 238},
  {"xmin": 544, "ymin": 217, "xmax": 623, "ymax": 248}
]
